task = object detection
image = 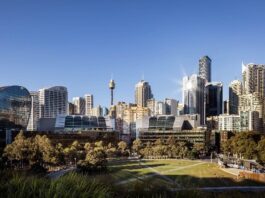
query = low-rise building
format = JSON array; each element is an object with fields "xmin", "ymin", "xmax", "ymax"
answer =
[{"xmin": 137, "ymin": 114, "xmax": 207, "ymax": 147}]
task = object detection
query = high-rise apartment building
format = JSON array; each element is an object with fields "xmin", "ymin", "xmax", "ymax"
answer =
[
  {"xmin": 27, "ymin": 91, "xmax": 39, "ymax": 131},
  {"xmin": 68, "ymin": 102, "xmax": 75, "ymax": 115},
  {"xmin": 183, "ymin": 74, "xmax": 205, "ymax": 124},
  {"xmin": 91, "ymin": 105, "xmax": 103, "ymax": 117},
  {"xmin": 229, "ymin": 80, "xmax": 242, "ymax": 115},
  {"xmin": 199, "ymin": 56, "xmax": 211, "ymax": 83},
  {"xmin": 147, "ymin": 98, "xmax": 156, "ymax": 116},
  {"xmin": 135, "ymin": 80, "xmax": 153, "ymax": 107},
  {"xmin": 242, "ymin": 63, "xmax": 265, "ymax": 98},
  {"xmin": 239, "ymin": 93, "xmax": 264, "ymax": 132},
  {"xmin": 155, "ymin": 101, "xmax": 166, "ymax": 115},
  {"xmin": 165, "ymin": 98, "xmax": 178, "ymax": 115},
  {"xmin": 73, "ymin": 97, "xmax": 85, "ymax": 115},
  {"xmin": 205, "ymin": 82, "xmax": 223, "ymax": 117},
  {"xmin": 116, "ymin": 102, "xmax": 128, "ymax": 119},
  {"xmin": 218, "ymin": 114, "xmax": 241, "ymax": 132},
  {"xmin": 123, "ymin": 105, "xmax": 150, "ymax": 138},
  {"xmin": 84, "ymin": 94, "xmax": 93, "ymax": 116},
  {"xmin": 39, "ymin": 86, "xmax": 68, "ymax": 118}
]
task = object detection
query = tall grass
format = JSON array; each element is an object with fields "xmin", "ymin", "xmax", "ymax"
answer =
[
  {"xmin": 0, "ymin": 171, "xmax": 264, "ymax": 198},
  {"xmin": 0, "ymin": 172, "xmax": 112, "ymax": 198}
]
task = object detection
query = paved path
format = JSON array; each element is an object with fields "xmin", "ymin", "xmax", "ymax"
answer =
[
  {"xmin": 171, "ymin": 186, "xmax": 265, "ymax": 192},
  {"xmin": 47, "ymin": 167, "xmax": 76, "ymax": 179},
  {"xmin": 220, "ymin": 167, "xmax": 241, "ymax": 176}
]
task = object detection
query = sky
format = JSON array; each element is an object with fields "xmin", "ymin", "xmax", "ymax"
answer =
[{"xmin": 1, "ymin": 0, "xmax": 265, "ymax": 107}]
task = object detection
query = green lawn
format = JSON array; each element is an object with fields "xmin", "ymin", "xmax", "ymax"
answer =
[{"xmin": 107, "ymin": 159, "xmax": 264, "ymax": 189}]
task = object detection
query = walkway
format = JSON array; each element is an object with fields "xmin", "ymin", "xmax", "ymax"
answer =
[{"xmin": 47, "ymin": 166, "xmax": 76, "ymax": 179}]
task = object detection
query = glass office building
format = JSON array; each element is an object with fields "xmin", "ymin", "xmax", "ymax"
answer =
[
  {"xmin": 0, "ymin": 86, "xmax": 32, "ymax": 131},
  {"xmin": 55, "ymin": 115, "xmax": 115, "ymax": 132}
]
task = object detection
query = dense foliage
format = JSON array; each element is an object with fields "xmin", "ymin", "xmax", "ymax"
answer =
[
  {"xmin": 2, "ymin": 131, "xmax": 131, "ymax": 172},
  {"xmin": 222, "ymin": 132, "xmax": 265, "ymax": 164},
  {"xmin": 132, "ymin": 137, "xmax": 204, "ymax": 159}
]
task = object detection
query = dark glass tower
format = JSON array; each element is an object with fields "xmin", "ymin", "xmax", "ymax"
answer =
[
  {"xmin": 205, "ymin": 82, "xmax": 223, "ymax": 117},
  {"xmin": 199, "ymin": 56, "xmax": 211, "ymax": 83}
]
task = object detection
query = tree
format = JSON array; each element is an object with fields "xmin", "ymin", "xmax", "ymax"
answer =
[
  {"xmin": 132, "ymin": 139, "xmax": 142, "ymax": 155},
  {"xmin": 64, "ymin": 140, "xmax": 82, "ymax": 164},
  {"xmin": 30, "ymin": 135, "xmax": 56, "ymax": 167},
  {"xmin": 257, "ymin": 137, "xmax": 265, "ymax": 164},
  {"xmin": 152, "ymin": 139, "xmax": 168, "ymax": 158},
  {"xmin": 118, "ymin": 141, "xmax": 128, "ymax": 155},
  {"xmin": 106, "ymin": 143, "xmax": 116, "ymax": 158},
  {"xmin": 78, "ymin": 140, "xmax": 108, "ymax": 172},
  {"xmin": 140, "ymin": 142, "xmax": 153, "ymax": 157},
  {"xmin": 4, "ymin": 131, "xmax": 32, "ymax": 168},
  {"xmin": 230, "ymin": 132, "xmax": 258, "ymax": 159},
  {"xmin": 55, "ymin": 143, "xmax": 65, "ymax": 165},
  {"xmin": 177, "ymin": 142, "xmax": 189, "ymax": 159}
]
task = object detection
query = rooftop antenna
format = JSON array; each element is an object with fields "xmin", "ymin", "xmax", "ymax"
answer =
[{"xmin": 142, "ymin": 72, "xmax": 145, "ymax": 81}]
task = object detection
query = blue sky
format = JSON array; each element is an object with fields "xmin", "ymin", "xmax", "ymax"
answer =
[{"xmin": 1, "ymin": 0, "xmax": 265, "ymax": 107}]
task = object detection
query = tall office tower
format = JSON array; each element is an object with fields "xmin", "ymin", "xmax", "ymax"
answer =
[
  {"xmin": 242, "ymin": 63, "xmax": 265, "ymax": 97},
  {"xmin": 223, "ymin": 100, "xmax": 230, "ymax": 115},
  {"xmin": 27, "ymin": 91, "xmax": 39, "ymax": 131},
  {"xmin": 229, "ymin": 80, "xmax": 242, "ymax": 114},
  {"xmin": 199, "ymin": 56, "xmax": 211, "ymax": 83},
  {"xmin": 109, "ymin": 79, "xmax": 115, "ymax": 106},
  {"xmin": 72, "ymin": 97, "xmax": 85, "ymax": 115},
  {"xmin": 135, "ymin": 80, "xmax": 153, "ymax": 107},
  {"xmin": 147, "ymin": 98, "xmax": 156, "ymax": 116},
  {"xmin": 205, "ymin": 82, "xmax": 223, "ymax": 117},
  {"xmin": 68, "ymin": 102, "xmax": 75, "ymax": 115},
  {"xmin": 39, "ymin": 86, "xmax": 68, "ymax": 118},
  {"xmin": 165, "ymin": 98, "xmax": 178, "ymax": 115},
  {"xmin": 84, "ymin": 94, "xmax": 93, "ymax": 116},
  {"xmin": 183, "ymin": 74, "xmax": 205, "ymax": 125}
]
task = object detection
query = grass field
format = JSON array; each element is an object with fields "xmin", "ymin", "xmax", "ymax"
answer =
[{"xmin": 107, "ymin": 159, "xmax": 264, "ymax": 189}]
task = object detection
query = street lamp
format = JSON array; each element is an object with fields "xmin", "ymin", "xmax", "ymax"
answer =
[{"xmin": 74, "ymin": 158, "xmax": 77, "ymax": 167}]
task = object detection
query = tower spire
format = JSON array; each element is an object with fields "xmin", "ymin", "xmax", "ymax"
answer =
[{"xmin": 109, "ymin": 78, "xmax": 115, "ymax": 106}]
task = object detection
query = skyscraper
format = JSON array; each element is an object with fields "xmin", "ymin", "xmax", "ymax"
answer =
[
  {"xmin": 229, "ymin": 80, "xmax": 242, "ymax": 114},
  {"xmin": 27, "ymin": 91, "xmax": 39, "ymax": 131},
  {"xmin": 242, "ymin": 63, "xmax": 265, "ymax": 98},
  {"xmin": 39, "ymin": 86, "xmax": 68, "ymax": 118},
  {"xmin": 85, "ymin": 94, "xmax": 93, "ymax": 116},
  {"xmin": 183, "ymin": 74, "xmax": 205, "ymax": 124},
  {"xmin": 72, "ymin": 97, "xmax": 86, "ymax": 115},
  {"xmin": 147, "ymin": 98, "xmax": 156, "ymax": 116},
  {"xmin": 199, "ymin": 56, "xmax": 211, "ymax": 82},
  {"xmin": 91, "ymin": 105, "xmax": 103, "ymax": 117},
  {"xmin": 68, "ymin": 102, "xmax": 75, "ymax": 115},
  {"xmin": 135, "ymin": 80, "xmax": 153, "ymax": 107},
  {"xmin": 205, "ymin": 82, "xmax": 223, "ymax": 117},
  {"xmin": 165, "ymin": 98, "xmax": 178, "ymax": 115}
]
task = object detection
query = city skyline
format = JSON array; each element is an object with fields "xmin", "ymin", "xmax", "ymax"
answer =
[{"xmin": 1, "ymin": 1, "xmax": 265, "ymax": 107}]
